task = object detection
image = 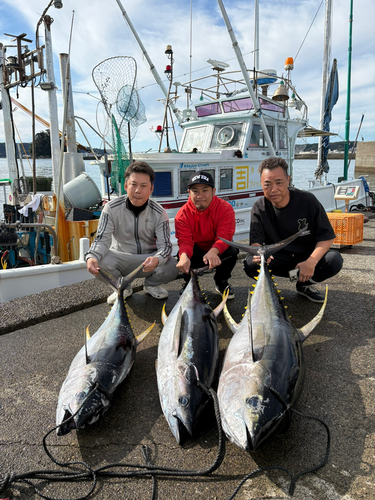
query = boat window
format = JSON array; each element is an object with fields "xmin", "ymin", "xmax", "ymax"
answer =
[
  {"xmin": 153, "ymin": 172, "xmax": 172, "ymax": 197},
  {"xmin": 267, "ymin": 125, "xmax": 274, "ymax": 145},
  {"xmin": 219, "ymin": 169, "xmax": 233, "ymax": 190},
  {"xmin": 210, "ymin": 123, "xmax": 243, "ymax": 149},
  {"xmin": 180, "ymin": 126, "xmax": 207, "ymax": 153},
  {"xmin": 259, "ymin": 98, "xmax": 284, "ymax": 112},
  {"xmin": 278, "ymin": 126, "xmax": 287, "ymax": 149},
  {"xmin": 249, "ymin": 124, "xmax": 262, "ymax": 147},
  {"xmin": 179, "ymin": 169, "xmax": 216, "ymax": 195},
  {"xmin": 248, "ymin": 124, "xmax": 274, "ymax": 148},
  {"xmin": 195, "ymin": 103, "xmax": 221, "ymax": 117},
  {"xmin": 223, "ymin": 98, "xmax": 254, "ymax": 113},
  {"xmin": 179, "ymin": 170, "xmax": 195, "ymax": 195}
]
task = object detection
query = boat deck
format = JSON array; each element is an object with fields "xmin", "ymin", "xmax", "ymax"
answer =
[{"xmin": 1, "ymin": 215, "xmax": 374, "ymax": 499}]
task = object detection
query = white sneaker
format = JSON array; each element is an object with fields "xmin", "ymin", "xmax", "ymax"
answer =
[
  {"xmin": 143, "ymin": 283, "xmax": 168, "ymax": 299},
  {"xmin": 107, "ymin": 285, "xmax": 132, "ymax": 305}
]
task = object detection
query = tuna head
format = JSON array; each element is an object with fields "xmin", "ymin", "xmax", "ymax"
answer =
[
  {"xmin": 219, "ymin": 370, "xmax": 287, "ymax": 451},
  {"xmin": 56, "ymin": 378, "xmax": 111, "ymax": 436},
  {"xmin": 160, "ymin": 364, "xmax": 210, "ymax": 445}
]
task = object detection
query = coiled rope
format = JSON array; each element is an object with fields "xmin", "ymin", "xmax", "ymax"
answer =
[{"xmin": 0, "ymin": 382, "xmax": 330, "ymax": 500}]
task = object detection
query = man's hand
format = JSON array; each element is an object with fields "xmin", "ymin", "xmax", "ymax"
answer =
[
  {"xmin": 142, "ymin": 256, "xmax": 159, "ymax": 273},
  {"xmin": 296, "ymin": 258, "xmax": 316, "ymax": 282},
  {"xmin": 296, "ymin": 239, "xmax": 334, "ymax": 282},
  {"xmin": 203, "ymin": 248, "xmax": 221, "ymax": 270},
  {"xmin": 251, "ymin": 243, "xmax": 273, "ymax": 265},
  {"xmin": 87, "ymin": 257, "xmax": 100, "ymax": 276},
  {"xmin": 176, "ymin": 253, "xmax": 191, "ymax": 274}
]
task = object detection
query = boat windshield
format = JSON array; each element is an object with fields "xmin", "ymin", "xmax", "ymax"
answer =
[
  {"xmin": 180, "ymin": 125, "xmax": 207, "ymax": 153},
  {"xmin": 259, "ymin": 98, "xmax": 284, "ymax": 113},
  {"xmin": 223, "ymin": 97, "xmax": 254, "ymax": 113},
  {"xmin": 210, "ymin": 123, "xmax": 244, "ymax": 149},
  {"xmin": 195, "ymin": 103, "xmax": 222, "ymax": 117}
]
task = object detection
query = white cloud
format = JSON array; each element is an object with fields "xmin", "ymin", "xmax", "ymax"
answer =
[{"xmin": 1, "ymin": 0, "xmax": 374, "ymax": 150}]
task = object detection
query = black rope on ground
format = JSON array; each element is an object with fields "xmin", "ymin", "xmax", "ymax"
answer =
[
  {"xmin": 0, "ymin": 381, "xmax": 330, "ymax": 500},
  {"xmin": 225, "ymin": 387, "xmax": 330, "ymax": 499},
  {"xmin": 0, "ymin": 383, "xmax": 225, "ymax": 500}
]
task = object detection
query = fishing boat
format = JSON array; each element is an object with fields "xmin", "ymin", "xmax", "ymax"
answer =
[{"xmin": 0, "ymin": 0, "xmax": 373, "ymax": 303}]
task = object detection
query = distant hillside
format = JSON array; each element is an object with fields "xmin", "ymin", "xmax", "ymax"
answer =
[
  {"xmin": 296, "ymin": 140, "xmax": 356, "ymax": 153},
  {"xmin": 0, "ymin": 143, "xmax": 106, "ymax": 158}
]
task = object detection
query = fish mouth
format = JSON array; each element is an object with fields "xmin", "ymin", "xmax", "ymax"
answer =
[
  {"xmin": 172, "ymin": 413, "xmax": 193, "ymax": 445},
  {"xmin": 56, "ymin": 409, "xmax": 77, "ymax": 436}
]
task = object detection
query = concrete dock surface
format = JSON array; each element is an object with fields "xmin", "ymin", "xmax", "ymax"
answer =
[{"xmin": 1, "ymin": 217, "xmax": 374, "ymax": 500}]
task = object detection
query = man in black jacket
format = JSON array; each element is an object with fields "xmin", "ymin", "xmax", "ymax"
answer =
[{"xmin": 244, "ymin": 157, "xmax": 343, "ymax": 303}]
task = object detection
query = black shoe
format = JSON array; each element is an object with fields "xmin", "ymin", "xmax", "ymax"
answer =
[
  {"xmin": 215, "ymin": 281, "xmax": 235, "ymax": 299},
  {"xmin": 296, "ymin": 281, "xmax": 324, "ymax": 303},
  {"xmin": 179, "ymin": 281, "xmax": 189, "ymax": 295}
]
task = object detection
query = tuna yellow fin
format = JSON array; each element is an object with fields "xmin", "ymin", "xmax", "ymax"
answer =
[
  {"xmin": 298, "ymin": 285, "xmax": 328, "ymax": 342},
  {"xmin": 85, "ymin": 325, "xmax": 91, "ymax": 365},
  {"xmin": 161, "ymin": 303, "xmax": 168, "ymax": 325},
  {"xmin": 213, "ymin": 288, "xmax": 229, "ymax": 318},
  {"xmin": 135, "ymin": 321, "xmax": 156, "ymax": 345},
  {"xmin": 136, "ymin": 321, "xmax": 155, "ymax": 345},
  {"xmin": 223, "ymin": 301, "xmax": 238, "ymax": 334}
]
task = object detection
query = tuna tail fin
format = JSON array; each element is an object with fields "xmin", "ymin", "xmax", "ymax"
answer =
[
  {"xmin": 219, "ymin": 226, "xmax": 311, "ymax": 260},
  {"xmin": 135, "ymin": 321, "xmax": 155, "ymax": 345},
  {"xmin": 85, "ymin": 325, "xmax": 91, "ymax": 365},
  {"xmin": 298, "ymin": 285, "xmax": 328, "ymax": 342},
  {"xmin": 98, "ymin": 263, "xmax": 145, "ymax": 295},
  {"xmin": 98, "ymin": 268, "xmax": 119, "ymax": 292}
]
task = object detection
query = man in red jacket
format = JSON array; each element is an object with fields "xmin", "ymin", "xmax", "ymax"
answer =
[{"xmin": 175, "ymin": 171, "xmax": 238, "ymax": 298}]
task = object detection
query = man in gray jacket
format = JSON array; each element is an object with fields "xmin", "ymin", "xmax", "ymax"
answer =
[{"xmin": 86, "ymin": 161, "xmax": 178, "ymax": 304}]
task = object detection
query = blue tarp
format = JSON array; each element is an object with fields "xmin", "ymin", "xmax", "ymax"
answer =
[{"xmin": 320, "ymin": 58, "xmax": 339, "ymax": 174}]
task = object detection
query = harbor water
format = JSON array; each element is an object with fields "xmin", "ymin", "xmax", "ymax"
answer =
[{"xmin": 0, "ymin": 157, "xmax": 370, "ymax": 216}]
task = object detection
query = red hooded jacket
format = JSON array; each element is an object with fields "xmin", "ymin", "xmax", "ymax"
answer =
[{"xmin": 175, "ymin": 195, "xmax": 236, "ymax": 258}]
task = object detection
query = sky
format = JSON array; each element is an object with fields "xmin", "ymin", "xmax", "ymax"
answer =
[{"xmin": 0, "ymin": 0, "xmax": 374, "ymax": 153}]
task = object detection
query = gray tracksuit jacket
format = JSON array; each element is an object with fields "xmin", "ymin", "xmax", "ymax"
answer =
[{"xmin": 85, "ymin": 196, "xmax": 172, "ymax": 265}]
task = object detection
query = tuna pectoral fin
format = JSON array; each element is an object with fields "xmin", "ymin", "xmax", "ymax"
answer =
[
  {"xmin": 161, "ymin": 303, "xmax": 168, "ymax": 326},
  {"xmin": 135, "ymin": 322, "xmax": 156, "ymax": 345},
  {"xmin": 85, "ymin": 325, "xmax": 91, "ymax": 365},
  {"xmin": 223, "ymin": 302, "xmax": 238, "ymax": 334},
  {"xmin": 212, "ymin": 288, "xmax": 229, "ymax": 318},
  {"xmin": 298, "ymin": 285, "xmax": 328, "ymax": 342}
]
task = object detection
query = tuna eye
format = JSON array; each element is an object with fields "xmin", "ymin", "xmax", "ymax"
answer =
[
  {"xmin": 179, "ymin": 396, "xmax": 189, "ymax": 407},
  {"xmin": 76, "ymin": 391, "xmax": 86, "ymax": 402},
  {"xmin": 246, "ymin": 396, "xmax": 260, "ymax": 409}
]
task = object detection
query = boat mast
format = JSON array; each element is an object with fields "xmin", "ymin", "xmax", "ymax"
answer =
[
  {"xmin": 0, "ymin": 44, "xmax": 18, "ymax": 203},
  {"xmin": 114, "ymin": 0, "xmax": 182, "ymax": 126},
  {"xmin": 217, "ymin": 0, "xmax": 275, "ymax": 156},
  {"xmin": 343, "ymin": 0, "xmax": 353, "ymax": 180},
  {"xmin": 317, "ymin": 0, "xmax": 332, "ymax": 182},
  {"xmin": 254, "ymin": 0, "xmax": 259, "ymax": 70}
]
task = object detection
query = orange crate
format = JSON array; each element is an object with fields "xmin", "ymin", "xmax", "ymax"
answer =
[{"xmin": 327, "ymin": 212, "xmax": 364, "ymax": 245}]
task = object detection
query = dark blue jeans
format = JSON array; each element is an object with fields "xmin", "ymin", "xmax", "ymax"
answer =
[{"xmin": 243, "ymin": 249, "xmax": 343, "ymax": 283}]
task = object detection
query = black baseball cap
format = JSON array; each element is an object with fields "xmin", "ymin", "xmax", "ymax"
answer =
[{"xmin": 187, "ymin": 171, "xmax": 215, "ymax": 189}]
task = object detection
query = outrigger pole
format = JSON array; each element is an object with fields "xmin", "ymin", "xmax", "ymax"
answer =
[
  {"xmin": 343, "ymin": 0, "xmax": 353, "ymax": 180},
  {"xmin": 114, "ymin": 0, "xmax": 183, "ymax": 126},
  {"xmin": 217, "ymin": 0, "xmax": 276, "ymax": 156}
]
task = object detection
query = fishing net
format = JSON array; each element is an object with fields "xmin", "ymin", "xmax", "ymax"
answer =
[
  {"xmin": 111, "ymin": 116, "xmax": 128, "ymax": 195},
  {"xmin": 92, "ymin": 56, "xmax": 146, "ymax": 194}
]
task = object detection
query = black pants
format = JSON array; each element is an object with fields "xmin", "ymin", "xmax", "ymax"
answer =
[
  {"xmin": 243, "ymin": 249, "xmax": 343, "ymax": 283},
  {"xmin": 182, "ymin": 244, "xmax": 239, "ymax": 284}
]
